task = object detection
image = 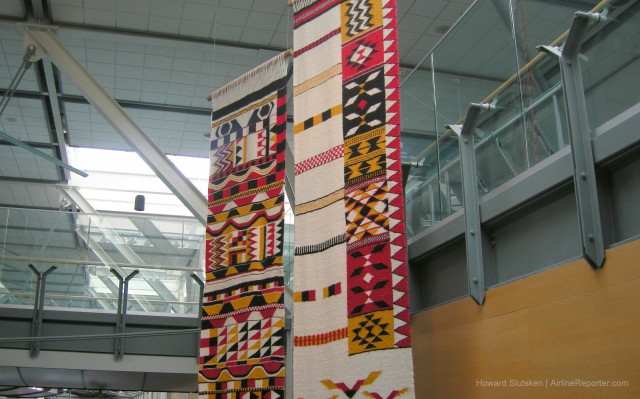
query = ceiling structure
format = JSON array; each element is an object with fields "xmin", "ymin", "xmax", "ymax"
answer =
[
  {"xmin": 0, "ymin": 0, "xmax": 612, "ymax": 349},
  {"xmin": 1, "ymin": 0, "xmax": 637, "ymax": 398},
  {"xmin": 0, "ymin": 0, "xmax": 476, "ymax": 213},
  {"xmin": 2, "ymin": 0, "xmax": 630, "ymax": 394},
  {"xmin": 0, "ymin": 0, "xmax": 476, "ymax": 393}
]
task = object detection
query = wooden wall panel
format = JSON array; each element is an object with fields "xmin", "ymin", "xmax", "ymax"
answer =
[{"xmin": 411, "ymin": 239, "xmax": 640, "ymax": 398}]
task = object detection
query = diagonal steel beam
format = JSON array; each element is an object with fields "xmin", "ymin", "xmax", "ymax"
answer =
[
  {"xmin": 129, "ymin": 217, "xmax": 183, "ymax": 257},
  {"xmin": 73, "ymin": 227, "xmax": 152, "ymax": 313},
  {"xmin": 62, "ymin": 187, "xmax": 192, "ymax": 312},
  {"xmin": 63, "ymin": 188, "xmax": 154, "ymax": 312},
  {"xmin": 23, "ymin": 25, "xmax": 207, "ymax": 225},
  {"xmin": 0, "ymin": 130, "xmax": 87, "ymax": 177},
  {"xmin": 60, "ymin": 186, "xmax": 145, "ymax": 265},
  {"xmin": 145, "ymin": 278, "xmax": 180, "ymax": 314},
  {"xmin": 41, "ymin": 57, "xmax": 73, "ymax": 180}
]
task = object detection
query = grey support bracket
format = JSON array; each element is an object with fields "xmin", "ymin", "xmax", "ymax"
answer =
[
  {"xmin": 190, "ymin": 273, "xmax": 205, "ymax": 359},
  {"xmin": 446, "ymin": 102, "xmax": 495, "ymax": 305},
  {"xmin": 28, "ymin": 264, "xmax": 57, "ymax": 358},
  {"xmin": 538, "ymin": 11, "xmax": 606, "ymax": 269},
  {"xmin": 111, "ymin": 268, "xmax": 140, "ymax": 360}
]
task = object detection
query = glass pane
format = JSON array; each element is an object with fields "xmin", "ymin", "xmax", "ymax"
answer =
[
  {"xmin": 0, "ymin": 206, "xmax": 203, "ymax": 314},
  {"xmin": 509, "ymin": 0, "xmax": 575, "ymax": 169},
  {"xmin": 401, "ymin": 55, "xmax": 438, "ymax": 237},
  {"xmin": 582, "ymin": 1, "xmax": 640, "ymax": 130},
  {"xmin": 283, "ymin": 206, "xmax": 294, "ymax": 289},
  {"xmin": 432, "ymin": 0, "xmax": 522, "ymax": 201}
]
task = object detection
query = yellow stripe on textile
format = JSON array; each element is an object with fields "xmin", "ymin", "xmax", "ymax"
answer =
[
  {"xmin": 293, "ymin": 104, "xmax": 343, "ymax": 134},
  {"xmin": 208, "ymin": 181, "xmax": 283, "ymax": 207},
  {"xmin": 293, "ymin": 63, "xmax": 341, "ymax": 96},
  {"xmin": 295, "ymin": 188, "xmax": 344, "ymax": 215}
]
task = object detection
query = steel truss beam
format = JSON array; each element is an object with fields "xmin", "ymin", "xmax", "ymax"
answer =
[{"xmin": 23, "ymin": 25, "xmax": 208, "ymax": 225}]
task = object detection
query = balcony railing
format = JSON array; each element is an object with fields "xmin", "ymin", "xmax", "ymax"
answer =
[
  {"xmin": 400, "ymin": 0, "xmax": 640, "ymax": 240},
  {"xmin": 0, "ymin": 206, "xmax": 295, "ymax": 314}
]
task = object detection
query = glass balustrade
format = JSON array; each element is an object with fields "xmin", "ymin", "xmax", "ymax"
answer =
[
  {"xmin": 283, "ymin": 204, "xmax": 295, "ymax": 289},
  {"xmin": 400, "ymin": 0, "xmax": 638, "ymax": 240},
  {"xmin": 0, "ymin": 206, "xmax": 295, "ymax": 314},
  {"xmin": 582, "ymin": 1, "xmax": 640, "ymax": 130},
  {"xmin": 0, "ymin": 207, "xmax": 205, "ymax": 314}
]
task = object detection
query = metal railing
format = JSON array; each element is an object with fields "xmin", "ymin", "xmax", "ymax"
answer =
[
  {"xmin": 400, "ymin": 0, "xmax": 639, "ymax": 239},
  {"xmin": 0, "ymin": 206, "xmax": 295, "ymax": 314}
]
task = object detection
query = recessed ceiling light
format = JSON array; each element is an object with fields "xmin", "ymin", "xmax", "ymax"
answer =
[{"xmin": 435, "ymin": 24, "xmax": 451, "ymax": 34}]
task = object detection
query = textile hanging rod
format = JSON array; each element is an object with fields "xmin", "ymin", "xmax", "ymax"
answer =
[{"xmin": 205, "ymin": 49, "xmax": 294, "ymax": 101}]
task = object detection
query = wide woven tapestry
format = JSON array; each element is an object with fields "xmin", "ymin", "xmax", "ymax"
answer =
[
  {"xmin": 292, "ymin": 0, "xmax": 415, "ymax": 398},
  {"xmin": 199, "ymin": 51, "xmax": 289, "ymax": 399}
]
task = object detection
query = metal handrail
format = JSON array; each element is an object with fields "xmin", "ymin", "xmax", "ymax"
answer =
[
  {"xmin": 0, "ymin": 255, "xmax": 200, "ymax": 272},
  {"xmin": 0, "ymin": 290, "xmax": 199, "ymax": 306},
  {"xmin": 405, "ymin": 82, "xmax": 565, "ymax": 197}
]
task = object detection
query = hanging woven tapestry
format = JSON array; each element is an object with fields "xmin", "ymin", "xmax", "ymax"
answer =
[
  {"xmin": 199, "ymin": 51, "xmax": 290, "ymax": 399},
  {"xmin": 291, "ymin": 0, "xmax": 414, "ymax": 398}
]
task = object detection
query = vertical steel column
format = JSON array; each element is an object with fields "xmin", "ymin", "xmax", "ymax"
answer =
[
  {"xmin": 28, "ymin": 264, "xmax": 57, "ymax": 358},
  {"xmin": 111, "ymin": 268, "xmax": 139, "ymax": 360},
  {"xmin": 446, "ymin": 103, "xmax": 494, "ymax": 304},
  {"xmin": 190, "ymin": 273, "xmax": 204, "ymax": 359},
  {"xmin": 538, "ymin": 11, "xmax": 606, "ymax": 269}
]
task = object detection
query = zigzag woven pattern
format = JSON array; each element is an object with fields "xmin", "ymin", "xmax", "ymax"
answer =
[
  {"xmin": 199, "ymin": 52, "xmax": 290, "ymax": 399},
  {"xmin": 292, "ymin": 0, "xmax": 414, "ymax": 398}
]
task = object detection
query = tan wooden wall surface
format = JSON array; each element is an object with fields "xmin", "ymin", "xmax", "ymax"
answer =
[{"xmin": 411, "ymin": 239, "xmax": 640, "ymax": 398}]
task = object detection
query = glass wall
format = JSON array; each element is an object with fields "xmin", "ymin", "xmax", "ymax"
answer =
[
  {"xmin": 582, "ymin": 1, "xmax": 640, "ymax": 129},
  {"xmin": 283, "ymin": 196, "xmax": 294, "ymax": 288},
  {"xmin": 400, "ymin": 0, "xmax": 638, "ymax": 241},
  {"xmin": 0, "ymin": 206, "xmax": 296, "ymax": 314},
  {"xmin": 0, "ymin": 207, "xmax": 205, "ymax": 314}
]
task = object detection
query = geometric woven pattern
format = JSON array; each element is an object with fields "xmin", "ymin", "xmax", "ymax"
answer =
[
  {"xmin": 199, "ymin": 52, "xmax": 290, "ymax": 399},
  {"xmin": 345, "ymin": 179, "xmax": 389, "ymax": 243},
  {"xmin": 292, "ymin": 0, "xmax": 414, "ymax": 397},
  {"xmin": 343, "ymin": 71, "xmax": 385, "ymax": 138},
  {"xmin": 339, "ymin": 0, "xmax": 413, "ymax": 357}
]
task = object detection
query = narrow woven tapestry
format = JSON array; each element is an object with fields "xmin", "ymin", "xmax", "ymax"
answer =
[
  {"xmin": 199, "ymin": 51, "xmax": 289, "ymax": 399},
  {"xmin": 292, "ymin": 0, "xmax": 414, "ymax": 398}
]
